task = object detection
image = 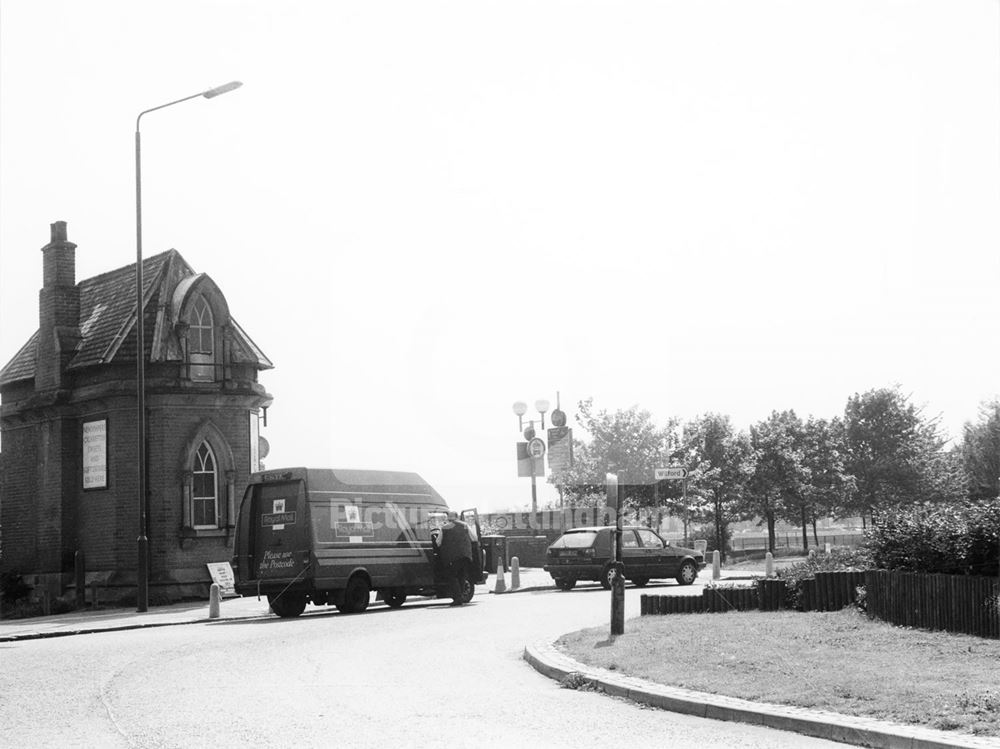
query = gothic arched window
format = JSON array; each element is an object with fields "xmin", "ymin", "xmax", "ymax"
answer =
[
  {"xmin": 189, "ymin": 295, "xmax": 215, "ymax": 381},
  {"xmin": 192, "ymin": 441, "xmax": 218, "ymax": 528}
]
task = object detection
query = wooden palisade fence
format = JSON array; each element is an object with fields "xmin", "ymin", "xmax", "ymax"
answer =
[
  {"xmin": 865, "ymin": 570, "xmax": 998, "ymax": 639},
  {"xmin": 641, "ymin": 570, "xmax": 999, "ymax": 639}
]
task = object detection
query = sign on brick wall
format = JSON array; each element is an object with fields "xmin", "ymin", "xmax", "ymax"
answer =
[{"xmin": 82, "ymin": 418, "xmax": 107, "ymax": 490}]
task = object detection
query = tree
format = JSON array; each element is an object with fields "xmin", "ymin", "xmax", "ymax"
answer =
[
  {"xmin": 960, "ymin": 399, "xmax": 1000, "ymax": 500},
  {"xmin": 791, "ymin": 416, "xmax": 855, "ymax": 550},
  {"xmin": 679, "ymin": 413, "xmax": 753, "ymax": 559},
  {"xmin": 842, "ymin": 386, "xmax": 950, "ymax": 522},
  {"xmin": 745, "ymin": 411, "xmax": 804, "ymax": 553},
  {"xmin": 548, "ymin": 399, "xmax": 675, "ymax": 517}
]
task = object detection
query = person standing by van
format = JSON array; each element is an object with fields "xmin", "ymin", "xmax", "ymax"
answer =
[{"xmin": 433, "ymin": 511, "xmax": 473, "ymax": 603}]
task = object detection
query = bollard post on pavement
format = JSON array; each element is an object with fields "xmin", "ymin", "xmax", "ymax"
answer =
[
  {"xmin": 764, "ymin": 551, "xmax": 774, "ymax": 578},
  {"xmin": 712, "ymin": 549, "xmax": 721, "ymax": 580},
  {"xmin": 75, "ymin": 550, "xmax": 86, "ymax": 609},
  {"xmin": 510, "ymin": 556, "xmax": 521, "ymax": 590},
  {"xmin": 493, "ymin": 561, "xmax": 507, "ymax": 593},
  {"xmin": 209, "ymin": 583, "xmax": 221, "ymax": 619}
]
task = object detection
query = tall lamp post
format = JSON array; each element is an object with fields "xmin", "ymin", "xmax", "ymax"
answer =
[
  {"xmin": 134, "ymin": 81, "xmax": 242, "ymax": 613},
  {"xmin": 512, "ymin": 399, "xmax": 549, "ymax": 513}
]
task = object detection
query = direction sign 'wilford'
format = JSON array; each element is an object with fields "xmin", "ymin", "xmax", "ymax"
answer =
[{"xmin": 654, "ymin": 467, "xmax": 687, "ymax": 480}]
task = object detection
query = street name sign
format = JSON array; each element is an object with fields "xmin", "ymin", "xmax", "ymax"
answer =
[{"xmin": 654, "ymin": 467, "xmax": 687, "ymax": 480}]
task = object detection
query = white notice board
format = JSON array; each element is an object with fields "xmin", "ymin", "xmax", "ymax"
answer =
[{"xmin": 206, "ymin": 562, "xmax": 237, "ymax": 597}]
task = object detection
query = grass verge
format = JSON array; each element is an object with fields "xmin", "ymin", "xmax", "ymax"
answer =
[{"xmin": 556, "ymin": 607, "xmax": 1000, "ymax": 738}]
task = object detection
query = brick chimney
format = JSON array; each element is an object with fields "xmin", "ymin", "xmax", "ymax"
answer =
[{"xmin": 35, "ymin": 221, "xmax": 80, "ymax": 391}]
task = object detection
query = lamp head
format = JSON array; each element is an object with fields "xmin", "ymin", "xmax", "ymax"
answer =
[
  {"xmin": 512, "ymin": 401, "xmax": 528, "ymax": 417},
  {"xmin": 203, "ymin": 81, "xmax": 243, "ymax": 99}
]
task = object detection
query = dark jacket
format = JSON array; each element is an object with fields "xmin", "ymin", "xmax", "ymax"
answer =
[{"xmin": 437, "ymin": 519, "xmax": 473, "ymax": 565}]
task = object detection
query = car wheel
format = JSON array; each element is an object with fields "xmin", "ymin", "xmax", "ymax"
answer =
[
  {"xmin": 630, "ymin": 577, "xmax": 649, "ymax": 587},
  {"xmin": 383, "ymin": 588, "xmax": 406, "ymax": 609},
  {"xmin": 555, "ymin": 578, "xmax": 576, "ymax": 591},
  {"xmin": 676, "ymin": 560, "xmax": 698, "ymax": 586},
  {"xmin": 600, "ymin": 564, "xmax": 615, "ymax": 590},
  {"xmin": 268, "ymin": 593, "xmax": 306, "ymax": 618},
  {"xmin": 338, "ymin": 575, "xmax": 371, "ymax": 613}
]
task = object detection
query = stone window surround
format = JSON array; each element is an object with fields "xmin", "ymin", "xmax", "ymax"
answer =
[{"xmin": 179, "ymin": 420, "xmax": 237, "ymax": 540}]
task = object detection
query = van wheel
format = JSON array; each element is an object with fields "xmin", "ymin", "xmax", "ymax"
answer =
[
  {"xmin": 676, "ymin": 561, "xmax": 698, "ymax": 586},
  {"xmin": 338, "ymin": 576, "xmax": 370, "ymax": 613},
  {"xmin": 555, "ymin": 578, "xmax": 576, "ymax": 591},
  {"xmin": 384, "ymin": 588, "xmax": 406, "ymax": 609},
  {"xmin": 451, "ymin": 567, "xmax": 474, "ymax": 605},
  {"xmin": 268, "ymin": 593, "xmax": 306, "ymax": 618}
]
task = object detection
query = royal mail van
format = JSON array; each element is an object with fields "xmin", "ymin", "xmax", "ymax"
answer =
[{"xmin": 232, "ymin": 467, "xmax": 486, "ymax": 617}]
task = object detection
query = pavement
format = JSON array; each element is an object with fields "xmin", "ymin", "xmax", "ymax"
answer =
[
  {"xmin": 4, "ymin": 566, "xmax": 995, "ymax": 749},
  {"xmin": 0, "ymin": 566, "xmax": 557, "ymax": 642}
]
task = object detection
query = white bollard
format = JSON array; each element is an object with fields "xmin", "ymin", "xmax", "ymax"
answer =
[
  {"xmin": 765, "ymin": 551, "xmax": 774, "ymax": 578},
  {"xmin": 712, "ymin": 549, "xmax": 721, "ymax": 580},
  {"xmin": 510, "ymin": 556, "xmax": 521, "ymax": 590},
  {"xmin": 493, "ymin": 561, "xmax": 507, "ymax": 594},
  {"xmin": 209, "ymin": 583, "xmax": 221, "ymax": 619},
  {"xmin": 825, "ymin": 543, "xmax": 831, "ymax": 555}
]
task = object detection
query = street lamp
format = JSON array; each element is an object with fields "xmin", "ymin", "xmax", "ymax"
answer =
[
  {"xmin": 134, "ymin": 81, "xmax": 242, "ymax": 613},
  {"xmin": 512, "ymin": 399, "xmax": 551, "ymax": 513}
]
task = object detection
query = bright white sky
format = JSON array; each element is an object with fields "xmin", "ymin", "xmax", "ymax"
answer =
[{"xmin": 1, "ymin": 2, "xmax": 998, "ymax": 512}]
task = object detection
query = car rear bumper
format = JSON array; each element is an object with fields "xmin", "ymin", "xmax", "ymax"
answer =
[{"xmin": 543, "ymin": 561, "xmax": 604, "ymax": 581}]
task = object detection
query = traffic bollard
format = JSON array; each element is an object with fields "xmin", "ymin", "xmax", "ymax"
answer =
[
  {"xmin": 75, "ymin": 550, "xmax": 86, "ymax": 609},
  {"xmin": 493, "ymin": 562, "xmax": 507, "ymax": 593},
  {"xmin": 511, "ymin": 556, "xmax": 520, "ymax": 590},
  {"xmin": 209, "ymin": 583, "xmax": 221, "ymax": 619},
  {"xmin": 712, "ymin": 550, "xmax": 721, "ymax": 580},
  {"xmin": 765, "ymin": 551, "xmax": 774, "ymax": 577}
]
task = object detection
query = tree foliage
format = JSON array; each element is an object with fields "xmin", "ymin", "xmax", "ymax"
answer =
[
  {"xmin": 842, "ymin": 386, "xmax": 954, "ymax": 519},
  {"xmin": 679, "ymin": 413, "xmax": 753, "ymax": 558},
  {"xmin": 548, "ymin": 398, "xmax": 675, "ymax": 511},
  {"xmin": 745, "ymin": 410, "xmax": 804, "ymax": 552},
  {"xmin": 960, "ymin": 399, "xmax": 1000, "ymax": 501},
  {"xmin": 540, "ymin": 387, "xmax": 988, "ymax": 537}
]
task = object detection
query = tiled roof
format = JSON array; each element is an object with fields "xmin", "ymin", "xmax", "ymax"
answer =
[{"xmin": 0, "ymin": 249, "xmax": 272, "ymax": 387}]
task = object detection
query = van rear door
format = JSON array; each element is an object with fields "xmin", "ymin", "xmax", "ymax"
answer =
[{"xmin": 253, "ymin": 479, "xmax": 309, "ymax": 581}]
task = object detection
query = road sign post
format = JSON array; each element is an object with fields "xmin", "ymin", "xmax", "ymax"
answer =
[
  {"xmin": 608, "ymin": 472, "xmax": 625, "ymax": 636},
  {"xmin": 655, "ymin": 466, "xmax": 690, "ymax": 544}
]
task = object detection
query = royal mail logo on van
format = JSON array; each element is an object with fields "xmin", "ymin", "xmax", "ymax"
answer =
[
  {"xmin": 335, "ymin": 521, "xmax": 374, "ymax": 538},
  {"xmin": 262, "ymin": 511, "xmax": 297, "ymax": 527}
]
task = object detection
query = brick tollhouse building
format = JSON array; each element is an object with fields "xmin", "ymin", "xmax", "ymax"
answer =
[{"xmin": 0, "ymin": 221, "xmax": 273, "ymax": 602}]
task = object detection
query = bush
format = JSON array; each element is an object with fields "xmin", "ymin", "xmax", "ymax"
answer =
[
  {"xmin": 689, "ymin": 524, "xmax": 732, "ymax": 554},
  {"xmin": 776, "ymin": 547, "xmax": 872, "ymax": 609},
  {"xmin": 0, "ymin": 570, "xmax": 32, "ymax": 604},
  {"xmin": 864, "ymin": 499, "xmax": 1000, "ymax": 575}
]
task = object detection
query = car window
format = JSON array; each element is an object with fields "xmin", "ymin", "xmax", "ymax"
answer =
[
  {"xmin": 636, "ymin": 529, "xmax": 663, "ymax": 548},
  {"xmin": 622, "ymin": 530, "xmax": 639, "ymax": 548},
  {"xmin": 554, "ymin": 531, "xmax": 598, "ymax": 548}
]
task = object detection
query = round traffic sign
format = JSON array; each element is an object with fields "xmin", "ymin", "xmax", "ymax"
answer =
[{"xmin": 528, "ymin": 437, "xmax": 546, "ymax": 459}]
